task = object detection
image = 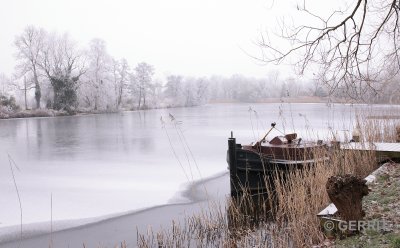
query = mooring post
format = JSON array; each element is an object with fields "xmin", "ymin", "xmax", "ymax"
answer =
[
  {"xmin": 352, "ymin": 126, "xmax": 361, "ymax": 142},
  {"xmin": 228, "ymin": 132, "xmax": 237, "ymax": 198}
]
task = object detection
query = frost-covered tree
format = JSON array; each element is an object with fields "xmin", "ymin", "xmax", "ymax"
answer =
[
  {"xmin": 149, "ymin": 79, "xmax": 163, "ymax": 107},
  {"xmin": 0, "ymin": 73, "xmax": 10, "ymax": 96},
  {"xmin": 164, "ymin": 75, "xmax": 183, "ymax": 106},
  {"xmin": 207, "ymin": 75, "xmax": 224, "ymax": 101},
  {"xmin": 14, "ymin": 26, "xmax": 46, "ymax": 109},
  {"xmin": 182, "ymin": 79, "xmax": 195, "ymax": 106},
  {"xmin": 40, "ymin": 33, "xmax": 86, "ymax": 111},
  {"xmin": 83, "ymin": 39, "xmax": 112, "ymax": 110},
  {"xmin": 132, "ymin": 62, "xmax": 154, "ymax": 109},
  {"xmin": 228, "ymin": 75, "xmax": 256, "ymax": 102},
  {"xmin": 112, "ymin": 58, "xmax": 130, "ymax": 109},
  {"xmin": 164, "ymin": 75, "xmax": 183, "ymax": 99},
  {"xmin": 194, "ymin": 78, "xmax": 209, "ymax": 105},
  {"xmin": 180, "ymin": 77, "xmax": 209, "ymax": 106},
  {"xmin": 0, "ymin": 74, "xmax": 19, "ymax": 111}
]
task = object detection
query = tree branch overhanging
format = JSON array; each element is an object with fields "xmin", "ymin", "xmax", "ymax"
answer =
[{"xmin": 259, "ymin": 0, "xmax": 400, "ymax": 100}]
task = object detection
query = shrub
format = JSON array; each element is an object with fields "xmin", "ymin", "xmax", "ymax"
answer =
[
  {"xmin": 392, "ymin": 237, "xmax": 400, "ymax": 248},
  {"xmin": 0, "ymin": 94, "xmax": 20, "ymax": 111}
]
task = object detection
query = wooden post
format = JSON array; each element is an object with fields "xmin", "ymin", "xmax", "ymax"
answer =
[
  {"xmin": 352, "ymin": 126, "xmax": 361, "ymax": 142},
  {"xmin": 228, "ymin": 134, "xmax": 237, "ymax": 198}
]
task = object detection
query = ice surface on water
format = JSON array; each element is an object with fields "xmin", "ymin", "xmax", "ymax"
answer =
[{"xmin": 0, "ymin": 103, "xmax": 398, "ymax": 234}]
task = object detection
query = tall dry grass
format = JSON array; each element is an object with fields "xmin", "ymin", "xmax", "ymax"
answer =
[{"xmin": 136, "ymin": 115, "xmax": 398, "ymax": 248}]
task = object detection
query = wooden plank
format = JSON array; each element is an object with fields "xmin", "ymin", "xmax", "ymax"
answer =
[
  {"xmin": 340, "ymin": 142, "xmax": 400, "ymax": 160},
  {"xmin": 341, "ymin": 142, "xmax": 400, "ymax": 152}
]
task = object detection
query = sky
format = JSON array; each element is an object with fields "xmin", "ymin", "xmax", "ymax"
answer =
[{"xmin": 0, "ymin": 0, "xmax": 346, "ymax": 79}]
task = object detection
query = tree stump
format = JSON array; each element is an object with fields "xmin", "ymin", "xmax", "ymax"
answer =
[{"xmin": 326, "ymin": 174, "xmax": 369, "ymax": 221}]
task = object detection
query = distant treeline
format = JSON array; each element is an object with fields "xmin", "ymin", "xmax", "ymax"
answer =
[{"xmin": 0, "ymin": 26, "xmax": 399, "ymax": 114}]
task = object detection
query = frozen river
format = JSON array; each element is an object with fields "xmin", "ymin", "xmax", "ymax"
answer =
[{"xmin": 0, "ymin": 103, "xmax": 398, "ymax": 234}]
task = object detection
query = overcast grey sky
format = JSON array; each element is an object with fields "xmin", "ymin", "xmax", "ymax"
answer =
[{"xmin": 0, "ymin": 0, "xmax": 343, "ymax": 78}]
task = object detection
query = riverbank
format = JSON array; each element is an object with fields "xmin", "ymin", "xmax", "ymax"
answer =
[
  {"xmin": 0, "ymin": 108, "xmax": 124, "ymax": 119},
  {"xmin": 0, "ymin": 172, "xmax": 229, "ymax": 248},
  {"xmin": 0, "ymin": 108, "xmax": 67, "ymax": 119},
  {"xmin": 333, "ymin": 162, "xmax": 400, "ymax": 248}
]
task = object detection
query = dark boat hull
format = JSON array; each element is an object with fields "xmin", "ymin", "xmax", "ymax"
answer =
[{"xmin": 227, "ymin": 137, "xmax": 326, "ymax": 201}]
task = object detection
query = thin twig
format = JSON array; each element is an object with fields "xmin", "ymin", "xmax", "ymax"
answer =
[{"xmin": 8, "ymin": 154, "xmax": 23, "ymax": 246}]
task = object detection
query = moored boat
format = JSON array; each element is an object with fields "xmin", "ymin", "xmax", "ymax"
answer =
[{"xmin": 227, "ymin": 123, "xmax": 328, "ymax": 203}]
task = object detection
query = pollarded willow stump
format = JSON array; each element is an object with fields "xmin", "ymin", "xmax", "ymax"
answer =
[{"xmin": 326, "ymin": 174, "xmax": 369, "ymax": 221}]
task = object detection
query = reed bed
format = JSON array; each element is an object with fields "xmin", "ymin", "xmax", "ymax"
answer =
[{"xmin": 137, "ymin": 115, "xmax": 399, "ymax": 248}]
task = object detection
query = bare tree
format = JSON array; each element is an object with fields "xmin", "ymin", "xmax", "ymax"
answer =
[
  {"xmin": 12, "ymin": 76, "xmax": 35, "ymax": 110},
  {"xmin": 259, "ymin": 0, "xmax": 400, "ymax": 100},
  {"xmin": 14, "ymin": 26, "xmax": 46, "ymax": 109}
]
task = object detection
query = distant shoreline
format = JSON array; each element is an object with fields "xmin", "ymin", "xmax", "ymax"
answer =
[
  {"xmin": 209, "ymin": 96, "xmax": 346, "ymax": 104},
  {"xmin": 1, "ymin": 99, "xmax": 399, "ymax": 120}
]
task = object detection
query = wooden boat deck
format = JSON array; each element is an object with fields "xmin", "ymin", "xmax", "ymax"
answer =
[{"xmin": 340, "ymin": 142, "xmax": 400, "ymax": 160}]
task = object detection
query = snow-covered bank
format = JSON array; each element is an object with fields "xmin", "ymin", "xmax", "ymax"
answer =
[
  {"xmin": 0, "ymin": 108, "xmax": 69, "ymax": 119},
  {"xmin": 0, "ymin": 108, "xmax": 124, "ymax": 119},
  {"xmin": 0, "ymin": 171, "xmax": 229, "ymax": 247}
]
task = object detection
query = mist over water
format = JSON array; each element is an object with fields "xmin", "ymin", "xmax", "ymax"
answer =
[{"xmin": 0, "ymin": 103, "xmax": 398, "ymax": 229}]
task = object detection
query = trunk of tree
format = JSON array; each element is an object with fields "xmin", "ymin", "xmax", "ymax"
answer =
[
  {"xmin": 33, "ymin": 66, "xmax": 41, "ymax": 109},
  {"xmin": 138, "ymin": 87, "xmax": 142, "ymax": 109},
  {"xmin": 326, "ymin": 174, "xmax": 369, "ymax": 221},
  {"xmin": 23, "ymin": 77, "xmax": 28, "ymax": 110},
  {"xmin": 94, "ymin": 83, "xmax": 99, "ymax": 110},
  {"xmin": 117, "ymin": 86, "xmax": 123, "ymax": 108},
  {"xmin": 84, "ymin": 96, "xmax": 91, "ymax": 108},
  {"xmin": 35, "ymin": 83, "xmax": 41, "ymax": 109},
  {"xmin": 94, "ymin": 96, "xmax": 98, "ymax": 110},
  {"xmin": 32, "ymin": 66, "xmax": 42, "ymax": 109}
]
